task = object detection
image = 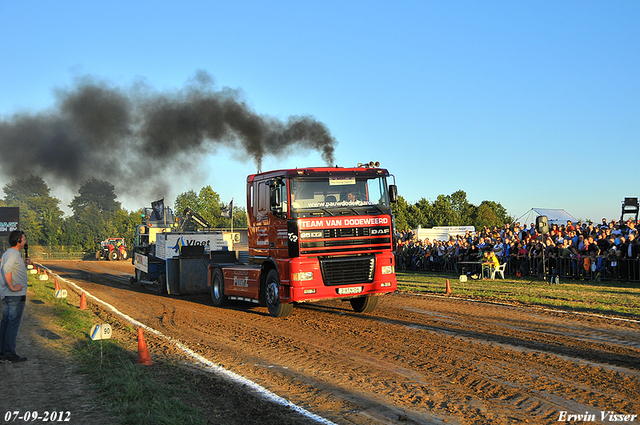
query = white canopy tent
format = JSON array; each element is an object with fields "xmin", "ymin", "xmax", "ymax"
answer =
[{"xmin": 516, "ymin": 208, "xmax": 578, "ymax": 227}]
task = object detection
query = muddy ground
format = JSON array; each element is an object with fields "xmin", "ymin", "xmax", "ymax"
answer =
[{"xmin": 6, "ymin": 260, "xmax": 640, "ymax": 425}]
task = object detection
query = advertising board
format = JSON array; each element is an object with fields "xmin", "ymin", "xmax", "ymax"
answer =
[
  {"xmin": 155, "ymin": 233, "xmax": 230, "ymax": 260},
  {"xmin": 0, "ymin": 207, "xmax": 19, "ymax": 236}
]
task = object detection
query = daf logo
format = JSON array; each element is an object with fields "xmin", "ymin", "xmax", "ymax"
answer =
[{"xmin": 371, "ymin": 228, "xmax": 390, "ymax": 235}]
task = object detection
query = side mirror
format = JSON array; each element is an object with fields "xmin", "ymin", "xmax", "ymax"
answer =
[
  {"xmin": 389, "ymin": 185, "xmax": 398, "ymax": 203},
  {"xmin": 270, "ymin": 185, "xmax": 280, "ymax": 208}
]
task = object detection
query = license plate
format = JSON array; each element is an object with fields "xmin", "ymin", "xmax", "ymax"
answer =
[{"xmin": 338, "ymin": 286, "xmax": 363, "ymax": 295}]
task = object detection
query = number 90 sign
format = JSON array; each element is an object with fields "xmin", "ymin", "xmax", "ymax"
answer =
[{"xmin": 90, "ymin": 324, "xmax": 112, "ymax": 340}]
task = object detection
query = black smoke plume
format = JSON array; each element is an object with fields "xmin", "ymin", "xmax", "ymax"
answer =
[{"xmin": 0, "ymin": 71, "xmax": 337, "ymax": 201}]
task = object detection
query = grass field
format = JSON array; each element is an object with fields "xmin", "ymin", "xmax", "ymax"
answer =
[
  {"xmin": 30, "ymin": 272, "xmax": 211, "ymax": 424},
  {"xmin": 397, "ymin": 271, "xmax": 640, "ymax": 319}
]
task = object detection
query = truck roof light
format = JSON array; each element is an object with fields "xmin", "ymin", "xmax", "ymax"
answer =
[{"xmin": 357, "ymin": 161, "xmax": 381, "ymax": 168}]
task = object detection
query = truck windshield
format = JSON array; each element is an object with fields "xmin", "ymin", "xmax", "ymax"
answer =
[{"xmin": 289, "ymin": 175, "xmax": 390, "ymax": 212}]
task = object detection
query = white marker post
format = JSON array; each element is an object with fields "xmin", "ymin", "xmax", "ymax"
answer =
[
  {"xmin": 90, "ymin": 324, "xmax": 113, "ymax": 366},
  {"xmin": 90, "ymin": 324, "xmax": 112, "ymax": 340}
]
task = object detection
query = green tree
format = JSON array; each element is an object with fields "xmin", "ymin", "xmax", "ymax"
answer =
[
  {"xmin": 174, "ymin": 190, "xmax": 199, "ymax": 221},
  {"xmin": 70, "ymin": 178, "xmax": 121, "ymax": 216},
  {"xmin": 449, "ymin": 190, "xmax": 474, "ymax": 225},
  {"xmin": 230, "ymin": 203, "xmax": 248, "ymax": 228},
  {"xmin": 473, "ymin": 202, "xmax": 500, "ymax": 229},
  {"xmin": 111, "ymin": 209, "xmax": 140, "ymax": 249},
  {"xmin": 392, "ymin": 189, "xmax": 514, "ymax": 233},
  {"xmin": 69, "ymin": 179, "xmax": 121, "ymax": 251},
  {"xmin": 175, "ymin": 187, "xmax": 246, "ymax": 230},
  {"xmin": 174, "ymin": 188, "xmax": 218, "ymax": 229},
  {"xmin": 198, "ymin": 186, "xmax": 223, "ymax": 227},
  {"xmin": 391, "ymin": 195, "xmax": 411, "ymax": 231},
  {"xmin": 471, "ymin": 200, "xmax": 513, "ymax": 229},
  {"xmin": 59, "ymin": 218, "xmax": 83, "ymax": 248},
  {"xmin": 431, "ymin": 194, "xmax": 455, "ymax": 226},
  {"xmin": 2, "ymin": 175, "xmax": 64, "ymax": 247},
  {"xmin": 3, "ymin": 174, "xmax": 50, "ymax": 200},
  {"xmin": 411, "ymin": 198, "xmax": 432, "ymax": 228}
]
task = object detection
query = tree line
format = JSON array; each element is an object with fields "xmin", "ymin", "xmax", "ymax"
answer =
[
  {"xmin": 0, "ymin": 175, "xmax": 246, "ymax": 253},
  {"xmin": 1, "ymin": 176, "xmax": 512, "ymax": 253},
  {"xmin": 391, "ymin": 190, "xmax": 513, "ymax": 232}
]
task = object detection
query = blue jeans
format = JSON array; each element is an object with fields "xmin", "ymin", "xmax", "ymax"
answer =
[{"xmin": 0, "ymin": 295, "xmax": 26, "ymax": 357}]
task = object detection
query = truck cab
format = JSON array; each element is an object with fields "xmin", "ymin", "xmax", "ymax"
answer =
[{"xmin": 210, "ymin": 165, "xmax": 398, "ymax": 317}]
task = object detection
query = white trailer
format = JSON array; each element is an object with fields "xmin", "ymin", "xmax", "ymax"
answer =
[
  {"xmin": 132, "ymin": 231, "xmax": 235, "ymax": 294},
  {"xmin": 413, "ymin": 226, "xmax": 476, "ymax": 242}
]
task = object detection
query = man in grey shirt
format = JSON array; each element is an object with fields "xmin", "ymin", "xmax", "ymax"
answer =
[{"xmin": 0, "ymin": 230, "xmax": 29, "ymax": 363}]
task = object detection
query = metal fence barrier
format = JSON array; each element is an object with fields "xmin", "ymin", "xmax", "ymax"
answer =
[
  {"xmin": 29, "ymin": 251, "xmax": 89, "ymax": 260},
  {"xmin": 399, "ymin": 251, "xmax": 640, "ymax": 283},
  {"xmin": 513, "ymin": 256, "xmax": 640, "ymax": 282}
]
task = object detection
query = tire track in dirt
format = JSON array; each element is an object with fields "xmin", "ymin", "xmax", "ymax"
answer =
[{"xmin": 41, "ymin": 261, "xmax": 640, "ymax": 425}]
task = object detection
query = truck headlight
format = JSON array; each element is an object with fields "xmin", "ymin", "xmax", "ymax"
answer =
[
  {"xmin": 381, "ymin": 265, "xmax": 395, "ymax": 275},
  {"xmin": 293, "ymin": 272, "xmax": 314, "ymax": 281}
]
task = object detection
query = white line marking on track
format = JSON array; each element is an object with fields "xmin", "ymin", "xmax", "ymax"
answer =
[{"xmin": 43, "ymin": 267, "xmax": 336, "ymax": 425}]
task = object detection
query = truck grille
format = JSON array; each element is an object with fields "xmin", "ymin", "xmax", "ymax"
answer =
[{"xmin": 320, "ymin": 256, "xmax": 375, "ymax": 286}]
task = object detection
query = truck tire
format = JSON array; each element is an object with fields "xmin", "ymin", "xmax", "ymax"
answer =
[
  {"xmin": 350, "ymin": 295, "xmax": 380, "ymax": 313},
  {"xmin": 210, "ymin": 268, "xmax": 228, "ymax": 307},
  {"xmin": 265, "ymin": 270, "xmax": 293, "ymax": 318},
  {"xmin": 134, "ymin": 269, "xmax": 144, "ymax": 285},
  {"xmin": 108, "ymin": 250, "xmax": 119, "ymax": 261}
]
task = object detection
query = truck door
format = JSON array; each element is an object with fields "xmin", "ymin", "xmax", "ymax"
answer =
[{"xmin": 248, "ymin": 179, "xmax": 270, "ymax": 262}]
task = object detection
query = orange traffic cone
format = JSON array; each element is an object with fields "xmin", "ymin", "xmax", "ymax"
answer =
[
  {"xmin": 79, "ymin": 292, "xmax": 87, "ymax": 310},
  {"xmin": 137, "ymin": 328, "xmax": 153, "ymax": 365},
  {"xmin": 445, "ymin": 279, "xmax": 452, "ymax": 295},
  {"xmin": 54, "ymin": 279, "xmax": 60, "ymax": 291}
]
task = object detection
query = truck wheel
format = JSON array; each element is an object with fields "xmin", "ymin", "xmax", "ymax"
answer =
[
  {"xmin": 108, "ymin": 250, "xmax": 119, "ymax": 261},
  {"xmin": 350, "ymin": 295, "xmax": 380, "ymax": 313},
  {"xmin": 134, "ymin": 269, "xmax": 144, "ymax": 285},
  {"xmin": 265, "ymin": 270, "xmax": 293, "ymax": 318},
  {"xmin": 210, "ymin": 268, "xmax": 228, "ymax": 307}
]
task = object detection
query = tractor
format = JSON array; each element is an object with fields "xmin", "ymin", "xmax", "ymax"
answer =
[{"xmin": 96, "ymin": 237, "xmax": 128, "ymax": 261}]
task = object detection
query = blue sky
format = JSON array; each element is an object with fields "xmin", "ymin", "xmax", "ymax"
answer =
[{"xmin": 1, "ymin": 1, "xmax": 638, "ymax": 223}]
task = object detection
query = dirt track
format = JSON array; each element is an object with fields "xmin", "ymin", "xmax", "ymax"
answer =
[{"xmin": 39, "ymin": 260, "xmax": 640, "ymax": 424}]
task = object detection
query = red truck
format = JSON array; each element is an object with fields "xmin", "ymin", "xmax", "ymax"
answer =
[{"xmin": 208, "ymin": 164, "xmax": 398, "ymax": 317}]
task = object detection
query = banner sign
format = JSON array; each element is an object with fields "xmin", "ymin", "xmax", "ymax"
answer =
[
  {"xmin": 298, "ymin": 215, "xmax": 390, "ymax": 230},
  {"xmin": 151, "ymin": 199, "xmax": 164, "ymax": 220},
  {"xmin": 0, "ymin": 207, "xmax": 19, "ymax": 237}
]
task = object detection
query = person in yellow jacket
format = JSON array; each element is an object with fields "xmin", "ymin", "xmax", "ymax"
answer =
[{"xmin": 482, "ymin": 250, "xmax": 501, "ymax": 279}]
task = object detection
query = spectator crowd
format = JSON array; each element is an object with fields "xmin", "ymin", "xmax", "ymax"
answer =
[{"xmin": 394, "ymin": 218, "xmax": 640, "ymax": 282}]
